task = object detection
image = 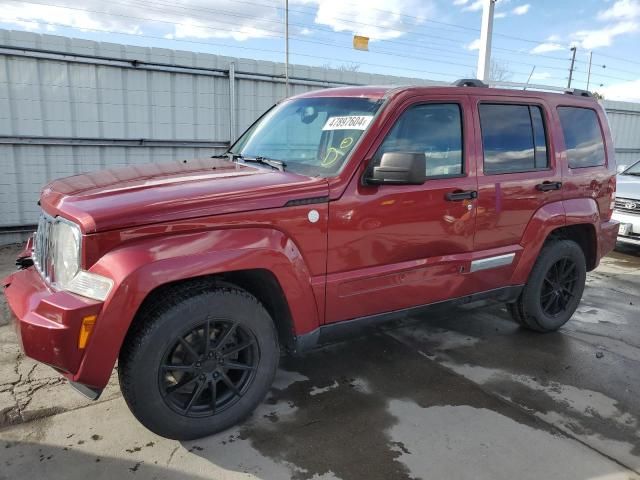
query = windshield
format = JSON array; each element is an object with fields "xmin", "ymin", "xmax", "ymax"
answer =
[
  {"xmin": 230, "ymin": 97, "xmax": 383, "ymax": 176},
  {"xmin": 622, "ymin": 160, "xmax": 640, "ymax": 175}
]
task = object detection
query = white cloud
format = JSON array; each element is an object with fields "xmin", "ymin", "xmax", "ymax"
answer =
[
  {"xmin": 536, "ymin": 1, "xmax": 639, "ymax": 54},
  {"xmin": 0, "ymin": 0, "xmax": 301, "ymax": 41},
  {"xmin": 512, "ymin": 4, "xmax": 530, "ymax": 15},
  {"xmin": 308, "ymin": 0, "xmax": 436, "ymax": 41},
  {"xmin": 572, "ymin": 21, "xmax": 639, "ymax": 49},
  {"xmin": 0, "ymin": 2, "xmax": 141, "ymax": 35},
  {"xmin": 494, "ymin": 12, "xmax": 507, "ymax": 19},
  {"xmin": 530, "ymin": 42, "xmax": 565, "ymax": 54},
  {"xmin": 453, "ymin": 0, "xmax": 470, "ymax": 5},
  {"xmin": 466, "ymin": 38, "xmax": 481, "ymax": 50},
  {"xmin": 598, "ymin": 0, "xmax": 640, "ymax": 21},
  {"xmin": 463, "ymin": 0, "xmax": 484, "ymax": 12},
  {"xmin": 530, "ymin": 71, "xmax": 552, "ymax": 80},
  {"xmin": 601, "ymin": 78, "xmax": 640, "ymax": 102}
]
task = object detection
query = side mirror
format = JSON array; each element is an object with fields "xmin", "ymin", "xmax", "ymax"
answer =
[{"xmin": 365, "ymin": 152, "xmax": 426, "ymax": 185}]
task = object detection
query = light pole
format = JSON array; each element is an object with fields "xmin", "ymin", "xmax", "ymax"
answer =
[
  {"xmin": 284, "ymin": 0, "xmax": 289, "ymax": 97},
  {"xmin": 476, "ymin": 0, "xmax": 496, "ymax": 81}
]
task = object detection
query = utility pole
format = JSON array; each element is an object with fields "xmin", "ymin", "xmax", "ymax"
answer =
[
  {"xmin": 284, "ymin": 0, "xmax": 290, "ymax": 97},
  {"xmin": 567, "ymin": 46, "xmax": 577, "ymax": 89},
  {"xmin": 476, "ymin": 0, "xmax": 496, "ymax": 81},
  {"xmin": 586, "ymin": 51, "xmax": 593, "ymax": 91}
]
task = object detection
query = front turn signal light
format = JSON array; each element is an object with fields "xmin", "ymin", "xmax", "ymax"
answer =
[{"xmin": 78, "ymin": 315, "xmax": 97, "ymax": 349}]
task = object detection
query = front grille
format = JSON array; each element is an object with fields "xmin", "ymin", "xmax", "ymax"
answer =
[
  {"xmin": 615, "ymin": 197, "xmax": 640, "ymax": 215},
  {"xmin": 33, "ymin": 213, "xmax": 55, "ymax": 282}
]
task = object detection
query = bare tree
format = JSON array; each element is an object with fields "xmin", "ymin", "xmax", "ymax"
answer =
[
  {"xmin": 467, "ymin": 60, "xmax": 512, "ymax": 82},
  {"xmin": 321, "ymin": 62, "xmax": 361, "ymax": 72},
  {"xmin": 489, "ymin": 60, "xmax": 512, "ymax": 82}
]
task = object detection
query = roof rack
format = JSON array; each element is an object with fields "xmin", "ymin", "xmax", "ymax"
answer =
[
  {"xmin": 453, "ymin": 78, "xmax": 488, "ymax": 88},
  {"xmin": 564, "ymin": 88, "xmax": 593, "ymax": 97}
]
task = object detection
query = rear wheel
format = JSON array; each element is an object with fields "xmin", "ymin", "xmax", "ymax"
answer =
[
  {"xmin": 508, "ymin": 239, "xmax": 586, "ymax": 332},
  {"xmin": 119, "ymin": 284, "xmax": 279, "ymax": 440}
]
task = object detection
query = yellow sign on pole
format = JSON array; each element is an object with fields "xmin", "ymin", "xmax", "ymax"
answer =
[{"xmin": 353, "ymin": 35, "xmax": 369, "ymax": 51}]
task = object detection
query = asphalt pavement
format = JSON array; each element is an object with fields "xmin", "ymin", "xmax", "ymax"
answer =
[{"xmin": 1, "ymin": 242, "xmax": 639, "ymax": 480}]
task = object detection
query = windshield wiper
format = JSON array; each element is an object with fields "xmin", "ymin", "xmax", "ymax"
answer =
[
  {"xmin": 211, "ymin": 152, "xmax": 286, "ymax": 171},
  {"xmin": 237, "ymin": 155, "xmax": 287, "ymax": 172}
]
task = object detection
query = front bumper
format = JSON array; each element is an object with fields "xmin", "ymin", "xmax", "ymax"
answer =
[
  {"xmin": 612, "ymin": 210, "xmax": 640, "ymax": 246},
  {"xmin": 2, "ymin": 267, "xmax": 103, "ymax": 380}
]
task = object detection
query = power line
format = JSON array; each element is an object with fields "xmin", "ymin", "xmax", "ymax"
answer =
[
  {"xmin": 5, "ymin": 0, "xmax": 640, "ymax": 82},
  {"xmin": 5, "ymin": 18, "xmax": 470, "ymax": 79},
  {"xmin": 6, "ymin": 0, "xmax": 479, "ymax": 63},
  {"xmin": 122, "ymin": 0, "xmax": 603, "ymax": 73},
  {"xmin": 6, "ymin": 0, "xmax": 579, "ymax": 53}
]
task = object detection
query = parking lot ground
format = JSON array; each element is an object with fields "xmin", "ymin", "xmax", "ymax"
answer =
[{"xmin": 0, "ymin": 243, "xmax": 639, "ymax": 480}]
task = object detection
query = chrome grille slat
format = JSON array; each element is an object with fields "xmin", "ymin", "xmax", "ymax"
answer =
[{"xmin": 33, "ymin": 212, "xmax": 55, "ymax": 283}]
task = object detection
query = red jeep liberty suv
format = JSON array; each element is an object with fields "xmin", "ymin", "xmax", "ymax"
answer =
[{"xmin": 2, "ymin": 80, "xmax": 619, "ymax": 440}]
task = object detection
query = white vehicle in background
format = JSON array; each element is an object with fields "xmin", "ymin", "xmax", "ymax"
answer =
[{"xmin": 614, "ymin": 160, "xmax": 640, "ymax": 246}]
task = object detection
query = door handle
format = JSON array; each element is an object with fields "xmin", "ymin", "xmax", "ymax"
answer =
[
  {"xmin": 536, "ymin": 181, "xmax": 562, "ymax": 191},
  {"xmin": 445, "ymin": 190, "xmax": 478, "ymax": 201}
]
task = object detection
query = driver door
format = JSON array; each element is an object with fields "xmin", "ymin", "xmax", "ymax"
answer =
[{"xmin": 324, "ymin": 95, "xmax": 478, "ymax": 323}]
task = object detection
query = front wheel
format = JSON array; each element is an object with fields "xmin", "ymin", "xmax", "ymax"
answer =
[
  {"xmin": 508, "ymin": 239, "xmax": 586, "ymax": 332},
  {"xmin": 118, "ymin": 285, "xmax": 279, "ymax": 440}
]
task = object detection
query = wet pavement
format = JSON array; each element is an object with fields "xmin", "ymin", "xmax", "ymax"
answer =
[{"xmin": 0, "ymin": 243, "xmax": 639, "ymax": 480}]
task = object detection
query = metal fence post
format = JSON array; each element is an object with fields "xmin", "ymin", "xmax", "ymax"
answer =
[{"xmin": 229, "ymin": 62, "xmax": 237, "ymax": 144}]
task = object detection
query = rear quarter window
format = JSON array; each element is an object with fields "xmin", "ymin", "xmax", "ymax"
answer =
[{"xmin": 557, "ymin": 107, "xmax": 606, "ymax": 168}]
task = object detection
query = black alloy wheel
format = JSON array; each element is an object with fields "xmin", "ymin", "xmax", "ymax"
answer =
[
  {"xmin": 540, "ymin": 257, "xmax": 578, "ymax": 316},
  {"xmin": 119, "ymin": 285, "xmax": 279, "ymax": 440},
  {"xmin": 507, "ymin": 239, "xmax": 586, "ymax": 332},
  {"xmin": 159, "ymin": 319, "xmax": 259, "ymax": 417}
]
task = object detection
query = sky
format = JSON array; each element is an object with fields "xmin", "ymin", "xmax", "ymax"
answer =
[{"xmin": 0, "ymin": 0, "xmax": 639, "ymax": 101}]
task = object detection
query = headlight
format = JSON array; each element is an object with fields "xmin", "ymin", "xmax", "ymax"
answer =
[
  {"xmin": 49, "ymin": 217, "xmax": 113, "ymax": 302},
  {"xmin": 52, "ymin": 219, "xmax": 81, "ymax": 286}
]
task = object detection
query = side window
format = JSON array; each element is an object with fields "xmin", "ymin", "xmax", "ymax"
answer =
[
  {"xmin": 375, "ymin": 103, "xmax": 463, "ymax": 177},
  {"xmin": 557, "ymin": 107, "xmax": 605, "ymax": 168},
  {"xmin": 479, "ymin": 104, "xmax": 549, "ymax": 174}
]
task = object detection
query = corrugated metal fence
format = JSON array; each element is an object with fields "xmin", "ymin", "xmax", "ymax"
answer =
[
  {"xmin": 603, "ymin": 100, "xmax": 640, "ymax": 167},
  {"xmin": 1, "ymin": 29, "xmax": 639, "ymax": 243}
]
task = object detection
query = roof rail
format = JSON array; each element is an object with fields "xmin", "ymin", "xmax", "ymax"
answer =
[
  {"xmin": 564, "ymin": 88, "xmax": 593, "ymax": 97},
  {"xmin": 453, "ymin": 78, "xmax": 488, "ymax": 88}
]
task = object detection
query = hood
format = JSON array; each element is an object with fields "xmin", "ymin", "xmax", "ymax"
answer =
[
  {"xmin": 616, "ymin": 174, "xmax": 640, "ymax": 200},
  {"xmin": 40, "ymin": 158, "xmax": 329, "ymax": 233}
]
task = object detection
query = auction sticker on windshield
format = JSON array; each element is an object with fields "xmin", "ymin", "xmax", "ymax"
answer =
[{"xmin": 322, "ymin": 115, "xmax": 374, "ymax": 131}]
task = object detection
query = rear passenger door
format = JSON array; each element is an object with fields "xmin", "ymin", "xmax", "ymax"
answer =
[{"xmin": 472, "ymin": 97, "xmax": 562, "ymax": 289}]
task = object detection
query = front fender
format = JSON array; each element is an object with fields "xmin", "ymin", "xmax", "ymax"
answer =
[{"xmin": 73, "ymin": 228, "xmax": 320, "ymax": 388}]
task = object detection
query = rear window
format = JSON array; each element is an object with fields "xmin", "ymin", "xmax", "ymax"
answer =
[
  {"xmin": 479, "ymin": 104, "xmax": 549, "ymax": 174},
  {"xmin": 557, "ymin": 107, "xmax": 606, "ymax": 168}
]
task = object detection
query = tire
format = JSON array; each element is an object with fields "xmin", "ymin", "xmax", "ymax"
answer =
[
  {"xmin": 118, "ymin": 283, "xmax": 279, "ymax": 440},
  {"xmin": 508, "ymin": 239, "xmax": 586, "ymax": 332}
]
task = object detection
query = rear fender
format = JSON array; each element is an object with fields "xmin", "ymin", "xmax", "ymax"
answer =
[
  {"xmin": 73, "ymin": 228, "xmax": 320, "ymax": 388},
  {"xmin": 511, "ymin": 198, "xmax": 602, "ymax": 284},
  {"xmin": 510, "ymin": 200, "xmax": 566, "ymax": 285}
]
